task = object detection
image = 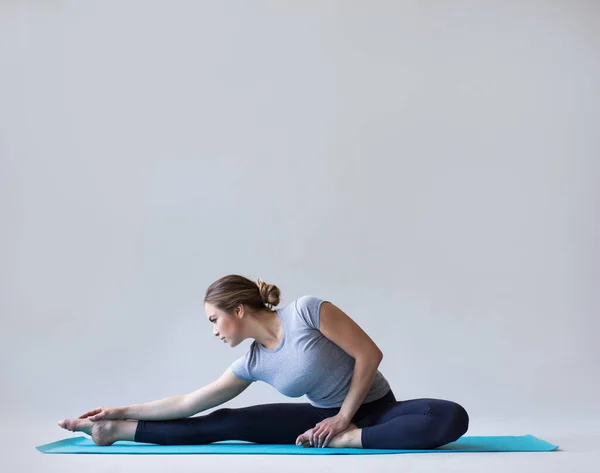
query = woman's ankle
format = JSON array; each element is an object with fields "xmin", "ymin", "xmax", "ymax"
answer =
[{"xmin": 114, "ymin": 420, "xmax": 138, "ymax": 442}]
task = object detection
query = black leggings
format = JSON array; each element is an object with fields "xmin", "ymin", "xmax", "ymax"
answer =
[{"xmin": 134, "ymin": 389, "xmax": 469, "ymax": 449}]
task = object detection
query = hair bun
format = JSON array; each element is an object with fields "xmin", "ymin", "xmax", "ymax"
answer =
[{"xmin": 257, "ymin": 278, "xmax": 281, "ymax": 309}]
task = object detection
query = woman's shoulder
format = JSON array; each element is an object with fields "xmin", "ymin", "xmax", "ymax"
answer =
[
  {"xmin": 289, "ymin": 295, "xmax": 327, "ymax": 329},
  {"xmin": 294, "ymin": 295, "xmax": 325, "ymax": 308}
]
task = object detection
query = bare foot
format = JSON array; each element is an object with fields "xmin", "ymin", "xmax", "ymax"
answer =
[
  {"xmin": 296, "ymin": 423, "xmax": 360, "ymax": 448},
  {"xmin": 57, "ymin": 418, "xmax": 118, "ymax": 446}
]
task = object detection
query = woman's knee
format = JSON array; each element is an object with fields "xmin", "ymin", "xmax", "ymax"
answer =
[{"xmin": 443, "ymin": 402, "xmax": 469, "ymax": 442}]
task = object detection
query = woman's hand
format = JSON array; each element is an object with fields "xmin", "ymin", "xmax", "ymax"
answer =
[
  {"xmin": 296, "ymin": 414, "xmax": 351, "ymax": 448},
  {"xmin": 77, "ymin": 406, "xmax": 125, "ymax": 421}
]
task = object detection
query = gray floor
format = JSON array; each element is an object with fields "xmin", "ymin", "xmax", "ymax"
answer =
[{"xmin": 10, "ymin": 417, "xmax": 599, "ymax": 472}]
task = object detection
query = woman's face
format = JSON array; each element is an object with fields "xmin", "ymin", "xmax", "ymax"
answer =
[{"xmin": 205, "ymin": 302, "xmax": 240, "ymax": 346}]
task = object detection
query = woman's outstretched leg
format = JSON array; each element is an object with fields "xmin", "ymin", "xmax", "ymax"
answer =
[
  {"xmin": 134, "ymin": 402, "xmax": 324, "ymax": 445},
  {"xmin": 359, "ymin": 398, "xmax": 469, "ymax": 450},
  {"xmin": 58, "ymin": 418, "xmax": 137, "ymax": 446}
]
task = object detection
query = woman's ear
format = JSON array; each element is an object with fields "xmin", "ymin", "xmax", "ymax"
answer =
[{"xmin": 235, "ymin": 304, "xmax": 245, "ymax": 318}]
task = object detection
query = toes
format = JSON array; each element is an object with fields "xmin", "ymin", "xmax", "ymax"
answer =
[
  {"xmin": 66, "ymin": 419, "xmax": 78, "ymax": 431},
  {"xmin": 60, "ymin": 419, "xmax": 73, "ymax": 431},
  {"xmin": 300, "ymin": 431, "xmax": 312, "ymax": 447},
  {"xmin": 297, "ymin": 431, "xmax": 314, "ymax": 447},
  {"xmin": 60, "ymin": 418, "xmax": 83, "ymax": 431}
]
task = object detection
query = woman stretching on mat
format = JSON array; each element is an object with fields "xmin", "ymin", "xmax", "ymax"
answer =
[{"xmin": 58, "ymin": 274, "xmax": 469, "ymax": 449}]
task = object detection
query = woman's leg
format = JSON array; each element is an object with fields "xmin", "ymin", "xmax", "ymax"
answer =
[
  {"xmin": 358, "ymin": 398, "xmax": 469, "ymax": 450},
  {"xmin": 135, "ymin": 402, "xmax": 325, "ymax": 445}
]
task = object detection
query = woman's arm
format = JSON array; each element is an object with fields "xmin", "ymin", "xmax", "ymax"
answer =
[
  {"xmin": 122, "ymin": 368, "xmax": 252, "ymax": 421},
  {"xmin": 337, "ymin": 354, "xmax": 383, "ymax": 421},
  {"xmin": 122, "ymin": 394, "xmax": 190, "ymax": 421},
  {"xmin": 317, "ymin": 300, "xmax": 385, "ymax": 420}
]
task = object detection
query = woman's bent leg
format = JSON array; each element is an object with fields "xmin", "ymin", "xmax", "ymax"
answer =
[
  {"xmin": 360, "ymin": 398, "xmax": 469, "ymax": 450},
  {"xmin": 134, "ymin": 402, "xmax": 324, "ymax": 445}
]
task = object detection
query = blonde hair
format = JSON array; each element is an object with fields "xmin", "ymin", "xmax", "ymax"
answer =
[{"xmin": 204, "ymin": 274, "xmax": 281, "ymax": 313}]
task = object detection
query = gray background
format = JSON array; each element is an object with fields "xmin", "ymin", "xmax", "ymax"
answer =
[{"xmin": 1, "ymin": 1, "xmax": 599, "ymax": 471}]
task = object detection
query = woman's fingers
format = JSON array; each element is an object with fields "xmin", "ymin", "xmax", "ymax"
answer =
[
  {"xmin": 312, "ymin": 428, "xmax": 320, "ymax": 447},
  {"xmin": 78, "ymin": 408, "xmax": 102, "ymax": 419}
]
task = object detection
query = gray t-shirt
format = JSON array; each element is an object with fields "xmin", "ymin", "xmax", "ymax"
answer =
[{"xmin": 230, "ymin": 295, "xmax": 391, "ymax": 408}]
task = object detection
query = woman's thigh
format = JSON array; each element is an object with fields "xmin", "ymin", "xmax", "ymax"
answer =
[
  {"xmin": 357, "ymin": 397, "xmax": 470, "ymax": 449},
  {"xmin": 135, "ymin": 402, "xmax": 326, "ymax": 445},
  {"xmin": 358, "ymin": 397, "xmax": 467, "ymax": 426}
]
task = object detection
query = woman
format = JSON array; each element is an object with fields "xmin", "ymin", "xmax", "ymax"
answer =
[{"xmin": 58, "ymin": 274, "xmax": 469, "ymax": 449}]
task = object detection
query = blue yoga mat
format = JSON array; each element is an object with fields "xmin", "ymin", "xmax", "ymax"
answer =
[{"xmin": 36, "ymin": 435, "xmax": 558, "ymax": 455}]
